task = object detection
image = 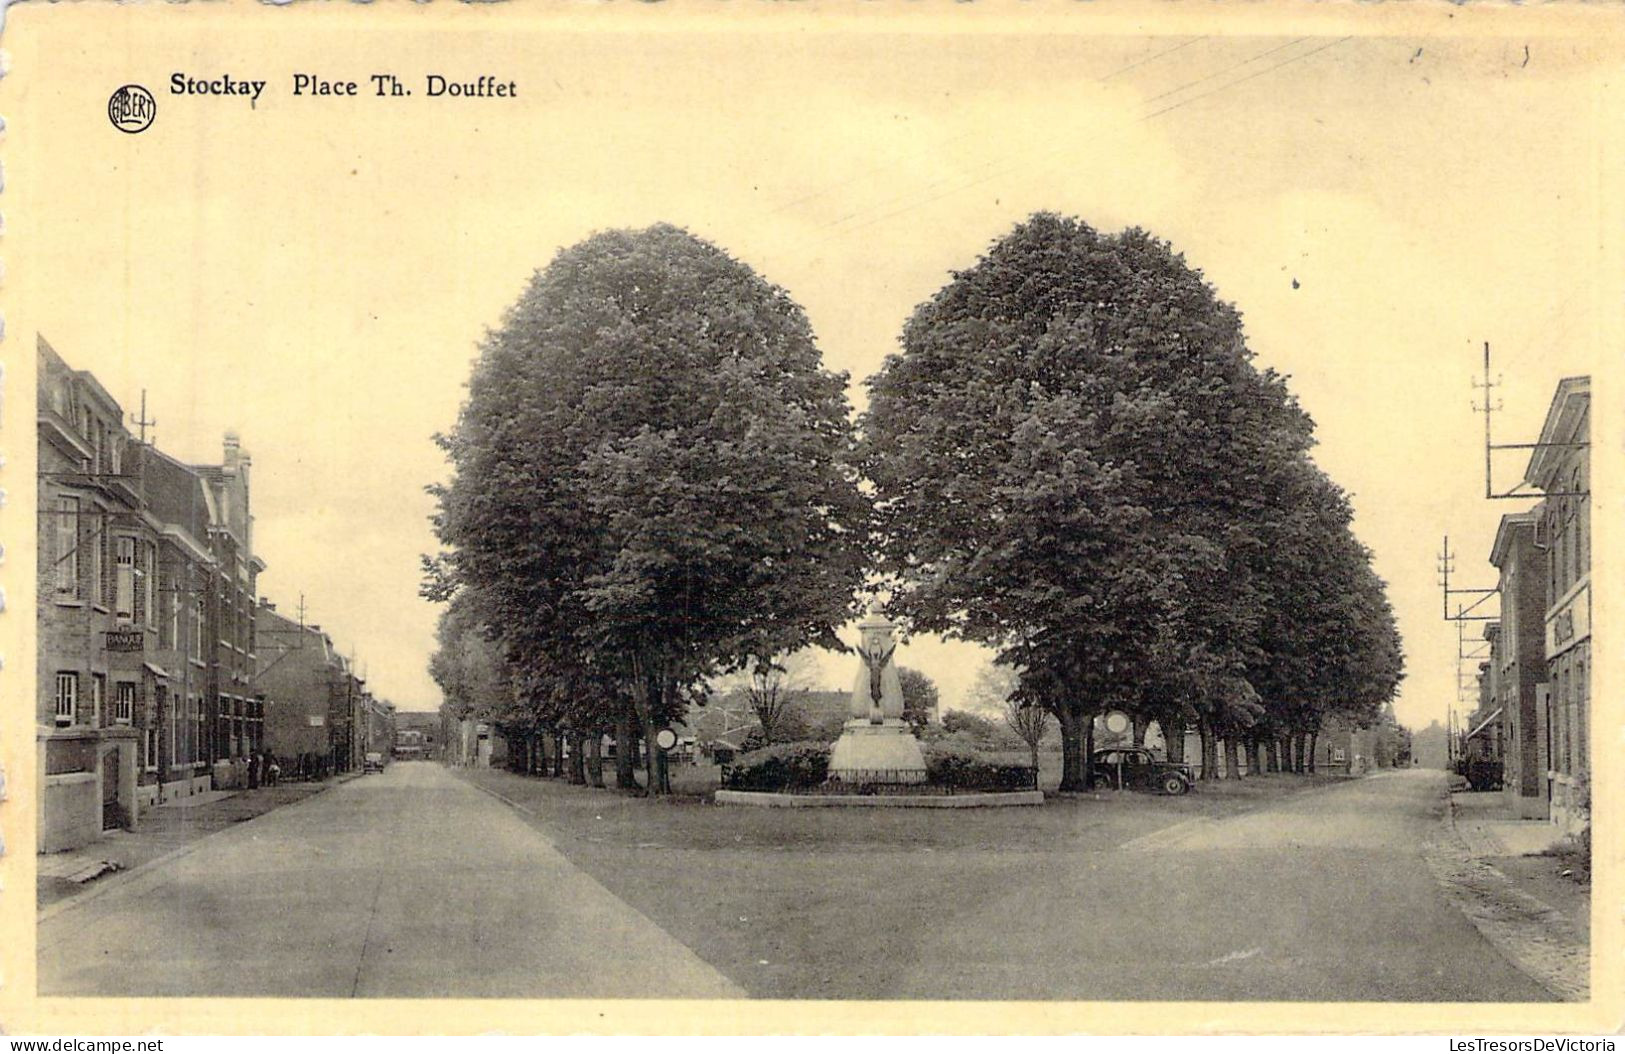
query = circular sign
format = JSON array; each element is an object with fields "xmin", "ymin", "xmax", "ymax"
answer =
[
  {"xmin": 1104, "ymin": 711, "xmax": 1130, "ymax": 734},
  {"xmin": 108, "ymin": 85, "xmax": 157, "ymax": 134},
  {"xmin": 655, "ymin": 728, "xmax": 678, "ymax": 750}
]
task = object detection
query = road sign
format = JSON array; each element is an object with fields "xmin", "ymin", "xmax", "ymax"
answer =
[{"xmin": 655, "ymin": 728, "xmax": 677, "ymax": 750}]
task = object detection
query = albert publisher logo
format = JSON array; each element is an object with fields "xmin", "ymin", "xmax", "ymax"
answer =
[{"xmin": 108, "ymin": 84, "xmax": 156, "ymax": 133}]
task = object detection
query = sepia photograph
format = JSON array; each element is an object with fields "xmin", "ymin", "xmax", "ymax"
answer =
[{"xmin": 0, "ymin": 1, "xmax": 1617, "ymax": 1035}]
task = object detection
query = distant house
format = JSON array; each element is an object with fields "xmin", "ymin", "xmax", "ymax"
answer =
[{"xmin": 683, "ymin": 689, "xmax": 853, "ymax": 754}]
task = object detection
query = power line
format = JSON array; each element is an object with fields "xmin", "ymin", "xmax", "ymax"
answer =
[
  {"xmin": 1098, "ymin": 37, "xmax": 1208, "ymax": 81},
  {"xmin": 1143, "ymin": 38, "xmax": 1306, "ymax": 105},
  {"xmin": 1143, "ymin": 37, "xmax": 1351, "ymax": 122}
]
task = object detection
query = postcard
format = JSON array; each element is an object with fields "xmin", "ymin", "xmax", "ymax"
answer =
[{"xmin": 0, "ymin": 1, "xmax": 1619, "ymax": 1036}]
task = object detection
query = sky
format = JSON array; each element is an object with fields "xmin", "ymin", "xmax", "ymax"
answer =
[{"xmin": 14, "ymin": 7, "xmax": 1612, "ymax": 729}]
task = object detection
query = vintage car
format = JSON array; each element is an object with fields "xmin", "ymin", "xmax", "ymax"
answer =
[
  {"xmin": 1090, "ymin": 747, "xmax": 1193, "ymax": 795},
  {"xmin": 363, "ymin": 751, "xmax": 386, "ymax": 774}
]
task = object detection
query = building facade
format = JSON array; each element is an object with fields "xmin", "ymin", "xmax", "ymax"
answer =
[
  {"xmin": 37, "ymin": 335, "xmax": 266, "ymax": 852},
  {"xmin": 1526, "ymin": 377, "xmax": 1590, "ymax": 836},
  {"xmin": 1488, "ymin": 512, "xmax": 1548, "ymax": 818}
]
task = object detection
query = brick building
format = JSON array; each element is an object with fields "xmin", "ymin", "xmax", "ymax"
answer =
[
  {"xmin": 1488, "ymin": 511, "xmax": 1548, "ymax": 818},
  {"xmin": 36, "ymin": 336, "xmax": 265, "ymax": 851},
  {"xmin": 253, "ymin": 600, "xmax": 363, "ymax": 778},
  {"xmin": 1526, "ymin": 376, "xmax": 1590, "ymax": 836}
]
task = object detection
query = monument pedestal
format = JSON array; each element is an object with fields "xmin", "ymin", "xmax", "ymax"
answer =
[{"xmin": 827, "ymin": 719, "xmax": 927, "ymax": 784}]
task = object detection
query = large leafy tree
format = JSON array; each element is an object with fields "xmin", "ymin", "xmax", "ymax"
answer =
[
  {"xmin": 861, "ymin": 213, "xmax": 1333, "ymax": 789},
  {"xmin": 428, "ymin": 224, "xmax": 870, "ymax": 793}
]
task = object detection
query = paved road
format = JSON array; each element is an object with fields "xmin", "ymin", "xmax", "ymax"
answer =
[
  {"xmin": 893, "ymin": 768, "xmax": 1557, "ymax": 1001},
  {"xmin": 40, "ymin": 764, "xmax": 1556, "ymax": 1001},
  {"xmin": 38, "ymin": 762, "xmax": 743, "ymax": 998}
]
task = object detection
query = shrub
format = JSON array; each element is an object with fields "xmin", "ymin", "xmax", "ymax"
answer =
[
  {"xmin": 721, "ymin": 741, "xmax": 831, "ymax": 791},
  {"xmin": 923, "ymin": 744, "xmax": 1037, "ymax": 792}
]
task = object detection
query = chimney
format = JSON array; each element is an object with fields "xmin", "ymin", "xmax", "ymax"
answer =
[
  {"xmin": 223, "ymin": 430, "xmax": 241, "ymax": 476},
  {"xmin": 258, "ymin": 597, "xmax": 276, "ymax": 611}
]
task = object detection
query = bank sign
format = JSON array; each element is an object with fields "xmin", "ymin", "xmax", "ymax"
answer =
[
  {"xmin": 106, "ymin": 630, "xmax": 145, "ymax": 652},
  {"xmin": 1545, "ymin": 584, "xmax": 1590, "ymax": 660}
]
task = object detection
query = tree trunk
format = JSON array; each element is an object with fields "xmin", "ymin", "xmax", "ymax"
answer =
[
  {"xmin": 1198, "ymin": 718, "xmax": 1217, "ymax": 781},
  {"xmin": 1267, "ymin": 737, "xmax": 1280, "ymax": 773},
  {"xmin": 1294, "ymin": 734, "xmax": 1307, "ymax": 774},
  {"xmin": 552, "ymin": 731, "xmax": 566, "ymax": 778},
  {"xmin": 1166, "ymin": 717, "xmax": 1186, "ymax": 764},
  {"xmin": 587, "ymin": 734, "xmax": 605, "ymax": 788},
  {"xmin": 1082, "ymin": 714, "xmax": 1097, "ymax": 791},
  {"xmin": 635, "ymin": 674, "xmax": 662, "ymax": 797},
  {"xmin": 1131, "ymin": 715, "xmax": 1149, "ymax": 748},
  {"xmin": 1307, "ymin": 732, "xmax": 1318, "ymax": 774},
  {"xmin": 1224, "ymin": 737, "xmax": 1241, "ymax": 780},
  {"xmin": 568, "ymin": 731, "xmax": 587, "ymax": 784},
  {"xmin": 1055, "ymin": 704, "xmax": 1085, "ymax": 792},
  {"xmin": 1250, "ymin": 734, "xmax": 1265, "ymax": 777},
  {"xmin": 614, "ymin": 708, "xmax": 637, "ymax": 789}
]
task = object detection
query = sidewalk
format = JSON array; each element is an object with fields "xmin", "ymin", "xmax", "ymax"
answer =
[
  {"xmin": 1450, "ymin": 789, "xmax": 1570, "ymax": 858},
  {"xmin": 1450, "ymin": 789, "xmax": 1590, "ymax": 932},
  {"xmin": 1424, "ymin": 787, "xmax": 1590, "ymax": 1001},
  {"xmin": 37, "ymin": 775, "xmax": 355, "ymax": 912}
]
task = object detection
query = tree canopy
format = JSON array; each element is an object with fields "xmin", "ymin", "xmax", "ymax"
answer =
[
  {"xmin": 427, "ymin": 224, "xmax": 871, "ymax": 792},
  {"xmin": 861, "ymin": 212, "xmax": 1403, "ymax": 788}
]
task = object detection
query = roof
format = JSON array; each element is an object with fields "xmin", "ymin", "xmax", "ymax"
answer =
[
  {"xmin": 1489, "ymin": 511, "xmax": 1538, "ymax": 569},
  {"xmin": 1523, "ymin": 376, "xmax": 1590, "ymax": 490}
]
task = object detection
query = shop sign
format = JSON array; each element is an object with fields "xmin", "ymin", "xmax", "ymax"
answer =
[
  {"xmin": 1545, "ymin": 585, "xmax": 1590, "ymax": 659},
  {"xmin": 106, "ymin": 630, "xmax": 145, "ymax": 652}
]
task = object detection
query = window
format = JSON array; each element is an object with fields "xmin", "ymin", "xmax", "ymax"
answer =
[
  {"xmin": 168, "ymin": 692, "xmax": 178, "ymax": 769},
  {"xmin": 1571, "ymin": 469, "xmax": 1584, "ymax": 581},
  {"xmin": 144, "ymin": 727, "xmax": 158, "ymax": 772},
  {"xmin": 54, "ymin": 672, "xmax": 78, "ymax": 726},
  {"xmin": 159, "ymin": 565, "xmax": 176, "ymax": 648},
  {"xmin": 54, "ymin": 497, "xmax": 79, "ymax": 595},
  {"xmin": 86, "ymin": 511, "xmax": 104, "ymax": 605},
  {"xmin": 115, "ymin": 536, "xmax": 136, "ymax": 620},
  {"xmin": 1575, "ymin": 660, "xmax": 1587, "ymax": 774},
  {"xmin": 91, "ymin": 674, "xmax": 105, "ymax": 728},
  {"xmin": 135, "ymin": 541, "xmax": 153, "ymax": 626},
  {"xmin": 115, "ymin": 681, "xmax": 135, "ymax": 725}
]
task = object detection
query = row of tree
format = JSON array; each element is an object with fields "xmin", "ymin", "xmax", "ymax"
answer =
[{"xmin": 425, "ymin": 215, "xmax": 1404, "ymax": 794}]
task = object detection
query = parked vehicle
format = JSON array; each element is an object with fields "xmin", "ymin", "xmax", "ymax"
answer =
[
  {"xmin": 363, "ymin": 751, "xmax": 386, "ymax": 774},
  {"xmin": 1090, "ymin": 747, "xmax": 1193, "ymax": 795}
]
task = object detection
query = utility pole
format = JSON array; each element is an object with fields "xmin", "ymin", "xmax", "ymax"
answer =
[
  {"xmin": 1472, "ymin": 342, "xmax": 1499, "ymax": 499},
  {"xmin": 1437, "ymin": 536, "xmax": 1498, "ymax": 622},
  {"xmin": 133, "ymin": 390, "xmax": 157, "ymax": 445}
]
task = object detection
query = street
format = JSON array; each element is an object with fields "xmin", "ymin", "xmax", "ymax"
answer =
[
  {"xmin": 37, "ymin": 763, "xmax": 742, "ymax": 998},
  {"xmin": 39, "ymin": 765, "xmax": 1557, "ymax": 1001}
]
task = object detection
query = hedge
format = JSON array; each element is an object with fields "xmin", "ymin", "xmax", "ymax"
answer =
[
  {"xmin": 721, "ymin": 741, "xmax": 832, "ymax": 791},
  {"xmin": 923, "ymin": 745, "xmax": 1038, "ymax": 792}
]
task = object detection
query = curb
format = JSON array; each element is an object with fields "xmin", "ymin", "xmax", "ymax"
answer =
[
  {"xmin": 38, "ymin": 778, "xmax": 348, "ymax": 924},
  {"xmin": 1425, "ymin": 781, "xmax": 1588, "ymax": 1001},
  {"xmin": 460, "ymin": 773, "xmax": 541, "ymax": 818}
]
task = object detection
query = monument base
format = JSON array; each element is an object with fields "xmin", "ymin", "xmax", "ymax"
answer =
[{"xmin": 827, "ymin": 719, "xmax": 927, "ymax": 784}]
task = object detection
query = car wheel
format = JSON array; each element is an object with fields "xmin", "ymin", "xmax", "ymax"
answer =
[{"xmin": 1161, "ymin": 773, "xmax": 1189, "ymax": 796}]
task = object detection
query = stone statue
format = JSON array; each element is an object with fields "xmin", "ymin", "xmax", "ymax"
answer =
[
  {"xmin": 828, "ymin": 609, "xmax": 925, "ymax": 782},
  {"xmin": 855, "ymin": 640, "xmax": 896, "ymax": 722}
]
